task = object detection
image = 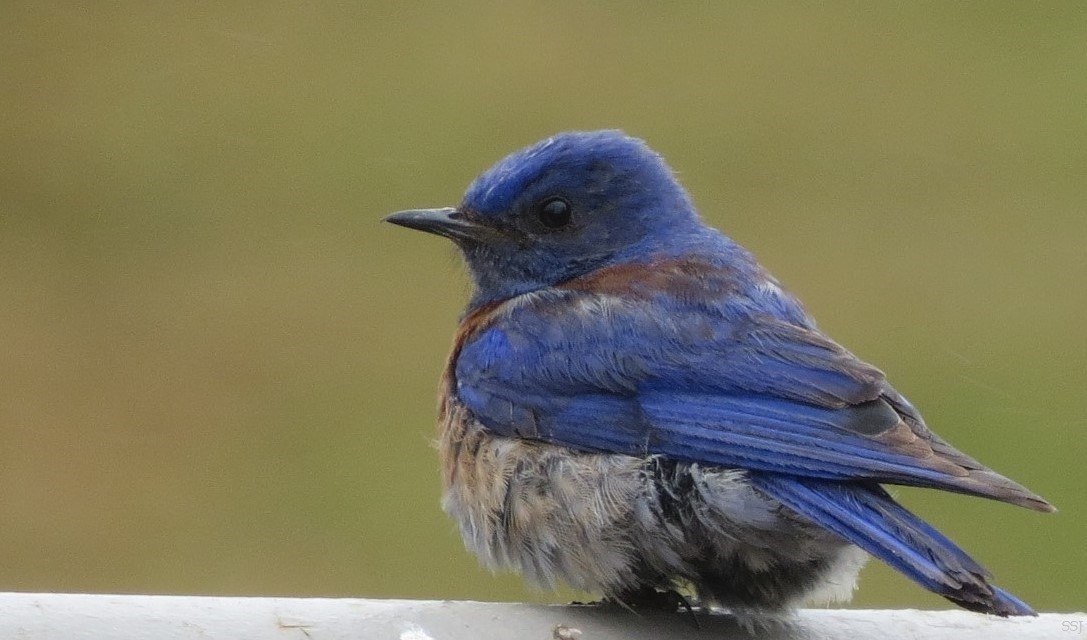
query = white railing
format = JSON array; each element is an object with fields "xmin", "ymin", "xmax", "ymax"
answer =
[{"xmin": 0, "ymin": 593, "xmax": 1077, "ymax": 639}]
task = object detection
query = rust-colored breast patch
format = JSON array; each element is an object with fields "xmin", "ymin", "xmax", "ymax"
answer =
[{"xmin": 437, "ymin": 300, "xmax": 504, "ymax": 487}]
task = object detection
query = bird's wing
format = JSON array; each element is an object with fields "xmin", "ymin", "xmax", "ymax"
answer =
[
  {"xmin": 453, "ymin": 257, "xmax": 1050, "ymax": 615},
  {"xmin": 453, "ymin": 258, "xmax": 1052, "ymax": 512},
  {"xmin": 749, "ymin": 474, "xmax": 1035, "ymax": 615}
]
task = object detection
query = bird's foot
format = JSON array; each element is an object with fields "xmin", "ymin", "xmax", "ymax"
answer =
[{"xmin": 601, "ymin": 587, "xmax": 700, "ymax": 627}]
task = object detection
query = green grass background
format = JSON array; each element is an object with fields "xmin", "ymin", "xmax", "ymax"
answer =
[{"xmin": 1, "ymin": 2, "xmax": 1083, "ymax": 612}]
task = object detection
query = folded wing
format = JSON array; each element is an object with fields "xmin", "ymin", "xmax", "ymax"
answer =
[{"xmin": 454, "ymin": 278, "xmax": 1050, "ymax": 512}]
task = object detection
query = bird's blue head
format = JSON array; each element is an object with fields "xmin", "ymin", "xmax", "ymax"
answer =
[{"xmin": 386, "ymin": 130, "xmax": 711, "ymax": 308}]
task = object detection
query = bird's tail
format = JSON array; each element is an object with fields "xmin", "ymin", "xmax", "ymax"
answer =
[{"xmin": 750, "ymin": 473, "xmax": 1036, "ymax": 616}]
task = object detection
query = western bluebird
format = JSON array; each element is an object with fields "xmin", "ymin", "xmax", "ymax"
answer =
[{"xmin": 385, "ymin": 130, "xmax": 1052, "ymax": 621}]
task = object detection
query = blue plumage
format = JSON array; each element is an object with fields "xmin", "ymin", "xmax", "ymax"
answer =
[
  {"xmin": 750, "ymin": 475, "xmax": 1036, "ymax": 615},
  {"xmin": 386, "ymin": 130, "xmax": 1053, "ymax": 619}
]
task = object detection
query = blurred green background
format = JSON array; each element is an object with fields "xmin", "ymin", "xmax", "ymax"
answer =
[{"xmin": 1, "ymin": 2, "xmax": 1083, "ymax": 613}]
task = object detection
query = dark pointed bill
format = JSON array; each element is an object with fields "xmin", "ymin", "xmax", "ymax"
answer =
[{"xmin": 384, "ymin": 207, "xmax": 496, "ymax": 243}]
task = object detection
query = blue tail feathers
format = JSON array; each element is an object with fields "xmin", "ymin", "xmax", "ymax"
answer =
[{"xmin": 750, "ymin": 473, "xmax": 1037, "ymax": 616}]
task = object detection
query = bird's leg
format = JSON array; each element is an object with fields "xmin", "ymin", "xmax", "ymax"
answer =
[{"xmin": 599, "ymin": 586, "xmax": 700, "ymax": 627}]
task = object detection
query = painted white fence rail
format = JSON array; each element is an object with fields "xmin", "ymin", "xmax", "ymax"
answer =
[{"xmin": 0, "ymin": 592, "xmax": 1078, "ymax": 640}]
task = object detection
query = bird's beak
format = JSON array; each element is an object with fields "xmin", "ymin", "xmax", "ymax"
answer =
[{"xmin": 384, "ymin": 207, "xmax": 497, "ymax": 243}]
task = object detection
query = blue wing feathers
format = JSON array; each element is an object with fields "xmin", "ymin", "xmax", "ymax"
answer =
[
  {"xmin": 451, "ymin": 265, "xmax": 1049, "ymax": 613},
  {"xmin": 463, "ymin": 373, "xmax": 965, "ymax": 486},
  {"xmin": 750, "ymin": 474, "xmax": 1036, "ymax": 616},
  {"xmin": 456, "ymin": 285, "xmax": 1047, "ymax": 507}
]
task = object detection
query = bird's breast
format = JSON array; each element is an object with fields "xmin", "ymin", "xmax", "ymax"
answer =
[{"xmin": 436, "ymin": 394, "xmax": 654, "ymax": 592}]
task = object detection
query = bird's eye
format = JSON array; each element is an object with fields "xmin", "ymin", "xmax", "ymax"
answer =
[{"xmin": 537, "ymin": 197, "xmax": 572, "ymax": 229}]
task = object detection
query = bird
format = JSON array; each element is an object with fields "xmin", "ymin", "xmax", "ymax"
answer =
[{"xmin": 384, "ymin": 130, "xmax": 1053, "ymax": 622}]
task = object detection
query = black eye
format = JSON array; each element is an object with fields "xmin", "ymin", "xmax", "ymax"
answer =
[{"xmin": 536, "ymin": 197, "xmax": 571, "ymax": 229}]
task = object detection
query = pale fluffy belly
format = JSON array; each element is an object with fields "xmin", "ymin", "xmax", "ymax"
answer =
[{"xmin": 439, "ymin": 401, "xmax": 867, "ymax": 611}]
